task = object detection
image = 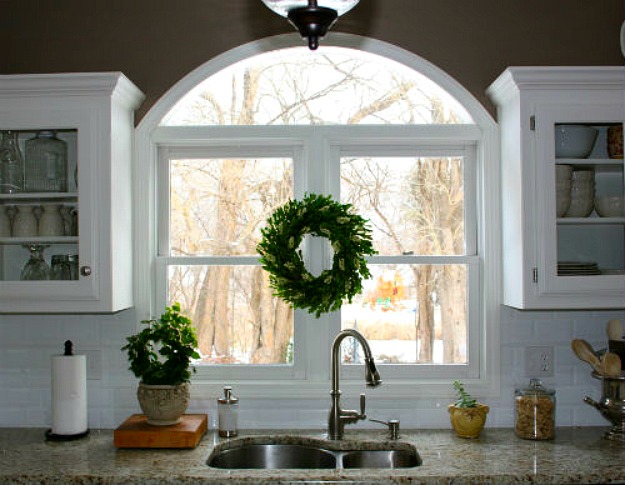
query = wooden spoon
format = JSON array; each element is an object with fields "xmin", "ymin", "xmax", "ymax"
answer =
[
  {"xmin": 600, "ymin": 351, "xmax": 622, "ymax": 378},
  {"xmin": 607, "ymin": 319, "xmax": 624, "ymax": 341},
  {"xmin": 571, "ymin": 339, "xmax": 601, "ymax": 373}
]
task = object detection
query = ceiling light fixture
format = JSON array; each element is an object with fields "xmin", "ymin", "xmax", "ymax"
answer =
[{"xmin": 261, "ymin": 0, "xmax": 360, "ymax": 50}]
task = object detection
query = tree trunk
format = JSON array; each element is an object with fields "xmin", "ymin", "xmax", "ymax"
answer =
[{"xmin": 415, "ymin": 266, "xmax": 434, "ymax": 362}]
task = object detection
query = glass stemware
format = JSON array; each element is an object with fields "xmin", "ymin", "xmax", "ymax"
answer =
[{"xmin": 20, "ymin": 244, "xmax": 51, "ymax": 280}]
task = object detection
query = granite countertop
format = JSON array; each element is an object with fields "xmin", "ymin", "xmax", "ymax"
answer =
[{"xmin": 0, "ymin": 427, "xmax": 624, "ymax": 484}]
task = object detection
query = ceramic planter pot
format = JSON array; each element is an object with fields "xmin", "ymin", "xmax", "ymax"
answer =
[
  {"xmin": 448, "ymin": 403, "xmax": 489, "ymax": 439},
  {"xmin": 137, "ymin": 382, "xmax": 190, "ymax": 426}
]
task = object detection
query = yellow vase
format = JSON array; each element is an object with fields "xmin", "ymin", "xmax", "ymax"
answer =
[{"xmin": 448, "ymin": 403, "xmax": 489, "ymax": 438}]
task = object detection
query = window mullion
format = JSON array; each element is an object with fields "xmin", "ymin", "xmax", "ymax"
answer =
[{"xmin": 157, "ymin": 147, "xmax": 171, "ymax": 257}]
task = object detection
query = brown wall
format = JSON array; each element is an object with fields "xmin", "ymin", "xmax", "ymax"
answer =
[{"xmin": 2, "ymin": 0, "xmax": 624, "ymax": 120}]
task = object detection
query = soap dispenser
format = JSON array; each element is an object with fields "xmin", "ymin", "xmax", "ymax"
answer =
[{"xmin": 217, "ymin": 386, "xmax": 239, "ymax": 437}]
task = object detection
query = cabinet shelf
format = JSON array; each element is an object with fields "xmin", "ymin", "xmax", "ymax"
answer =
[
  {"xmin": 557, "ymin": 217, "xmax": 625, "ymax": 225},
  {"xmin": 0, "ymin": 192, "xmax": 77, "ymax": 202},
  {"xmin": 556, "ymin": 158, "xmax": 623, "ymax": 166},
  {"xmin": 0, "ymin": 236, "xmax": 78, "ymax": 246}
]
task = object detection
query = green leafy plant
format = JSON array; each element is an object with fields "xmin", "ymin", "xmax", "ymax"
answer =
[
  {"xmin": 452, "ymin": 380, "xmax": 477, "ymax": 408},
  {"xmin": 122, "ymin": 303, "xmax": 200, "ymax": 385}
]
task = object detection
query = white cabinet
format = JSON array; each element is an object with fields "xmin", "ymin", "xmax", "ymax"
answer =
[
  {"xmin": 488, "ymin": 67, "xmax": 625, "ymax": 309},
  {"xmin": 0, "ymin": 73, "xmax": 144, "ymax": 312}
]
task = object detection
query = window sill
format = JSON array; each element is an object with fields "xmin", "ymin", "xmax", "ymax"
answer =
[{"xmin": 190, "ymin": 377, "xmax": 500, "ymax": 401}]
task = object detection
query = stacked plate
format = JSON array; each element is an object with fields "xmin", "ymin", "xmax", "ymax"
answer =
[{"xmin": 558, "ymin": 261, "xmax": 601, "ymax": 276}]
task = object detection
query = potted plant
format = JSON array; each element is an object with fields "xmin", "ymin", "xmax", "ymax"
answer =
[
  {"xmin": 122, "ymin": 303, "xmax": 200, "ymax": 426},
  {"xmin": 448, "ymin": 380, "xmax": 489, "ymax": 439}
]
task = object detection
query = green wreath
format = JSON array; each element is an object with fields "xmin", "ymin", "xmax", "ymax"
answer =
[{"xmin": 257, "ymin": 193, "xmax": 377, "ymax": 317}]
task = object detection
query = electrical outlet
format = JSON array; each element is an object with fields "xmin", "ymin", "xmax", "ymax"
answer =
[
  {"xmin": 83, "ymin": 349, "xmax": 102, "ymax": 380},
  {"xmin": 525, "ymin": 346, "xmax": 554, "ymax": 377}
]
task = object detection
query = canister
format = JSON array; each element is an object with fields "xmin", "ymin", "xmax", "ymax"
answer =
[{"xmin": 514, "ymin": 378, "xmax": 556, "ymax": 440}]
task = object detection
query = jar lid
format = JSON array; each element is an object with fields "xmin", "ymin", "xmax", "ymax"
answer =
[
  {"xmin": 517, "ymin": 378, "xmax": 555, "ymax": 396},
  {"xmin": 218, "ymin": 385, "xmax": 238, "ymax": 404}
]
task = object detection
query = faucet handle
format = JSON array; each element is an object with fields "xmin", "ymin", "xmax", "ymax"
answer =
[{"xmin": 359, "ymin": 393, "xmax": 366, "ymax": 418}]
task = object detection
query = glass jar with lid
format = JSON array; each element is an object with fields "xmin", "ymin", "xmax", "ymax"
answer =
[
  {"xmin": 24, "ymin": 131, "xmax": 68, "ymax": 192},
  {"xmin": 514, "ymin": 378, "xmax": 556, "ymax": 440}
]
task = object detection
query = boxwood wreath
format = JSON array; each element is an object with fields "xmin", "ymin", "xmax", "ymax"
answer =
[{"xmin": 257, "ymin": 193, "xmax": 376, "ymax": 317}]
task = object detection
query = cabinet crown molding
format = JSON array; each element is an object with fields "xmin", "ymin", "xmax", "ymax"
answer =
[
  {"xmin": 0, "ymin": 72, "xmax": 144, "ymax": 110},
  {"xmin": 487, "ymin": 66, "xmax": 625, "ymax": 104}
]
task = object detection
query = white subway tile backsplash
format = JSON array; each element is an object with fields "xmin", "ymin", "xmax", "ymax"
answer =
[
  {"xmin": 0, "ymin": 305, "xmax": 623, "ymax": 429},
  {"xmin": 535, "ymin": 319, "xmax": 574, "ymax": 342}
]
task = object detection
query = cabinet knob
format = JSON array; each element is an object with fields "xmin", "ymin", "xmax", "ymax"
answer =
[{"xmin": 80, "ymin": 266, "xmax": 92, "ymax": 277}]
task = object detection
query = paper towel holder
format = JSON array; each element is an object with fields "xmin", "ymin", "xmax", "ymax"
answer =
[
  {"xmin": 45, "ymin": 427, "xmax": 90, "ymax": 442},
  {"xmin": 45, "ymin": 340, "xmax": 90, "ymax": 442}
]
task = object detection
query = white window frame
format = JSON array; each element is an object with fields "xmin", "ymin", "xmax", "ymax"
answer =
[{"xmin": 134, "ymin": 33, "xmax": 501, "ymax": 400}]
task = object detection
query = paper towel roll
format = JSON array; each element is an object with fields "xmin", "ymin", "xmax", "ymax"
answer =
[{"xmin": 51, "ymin": 354, "xmax": 87, "ymax": 436}]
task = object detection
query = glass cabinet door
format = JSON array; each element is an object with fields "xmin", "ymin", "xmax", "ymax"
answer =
[
  {"xmin": 535, "ymin": 104, "xmax": 624, "ymax": 299},
  {"xmin": 0, "ymin": 129, "xmax": 79, "ymax": 282}
]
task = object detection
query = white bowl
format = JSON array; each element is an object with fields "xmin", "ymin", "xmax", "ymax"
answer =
[
  {"xmin": 571, "ymin": 170, "xmax": 595, "ymax": 181},
  {"xmin": 555, "ymin": 125, "xmax": 598, "ymax": 158},
  {"xmin": 594, "ymin": 196, "xmax": 624, "ymax": 217},
  {"xmin": 556, "ymin": 195, "xmax": 571, "ymax": 217},
  {"xmin": 556, "ymin": 164, "xmax": 573, "ymax": 181},
  {"xmin": 566, "ymin": 197, "xmax": 594, "ymax": 217},
  {"xmin": 570, "ymin": 187, "xmax": 595, "ymax": 198}
]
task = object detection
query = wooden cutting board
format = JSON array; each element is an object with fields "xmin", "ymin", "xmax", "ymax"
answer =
[{"xmin": 114, "ymin": 414, "xmax": 207, "ymax": 449}]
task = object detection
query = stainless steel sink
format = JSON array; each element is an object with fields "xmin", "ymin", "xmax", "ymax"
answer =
[
  {"xmin": 207, "ymin": 443, "xmax": 336, "ymax": 469},
  {"xmin": 207, "ymin": 438, "xmax": 422, "ymax": 470},
  {"xmin": 341, "ymin": 449, "xmax": 420, "ymax": 468}
]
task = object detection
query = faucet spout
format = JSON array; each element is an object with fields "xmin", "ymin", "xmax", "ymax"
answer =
[{"xmin": 328, "ymin": 329, "xmax": 382, "ymax": 440}]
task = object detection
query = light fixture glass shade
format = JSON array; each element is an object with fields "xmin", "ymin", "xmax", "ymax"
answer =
[
  {"xmin": 261, "ymin": 0, "xmax": 360, "ymax": 49},
  {"xmin": 261, "ymin": 0, "xmax": 360, "ymax": 18}
]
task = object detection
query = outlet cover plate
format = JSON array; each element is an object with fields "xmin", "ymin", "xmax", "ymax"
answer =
[{"xmin": 525, "ymin": 346, "xmax": 554, "ymax": 377}]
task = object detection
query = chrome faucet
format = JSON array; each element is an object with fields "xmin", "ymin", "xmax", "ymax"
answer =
[{"xmin": 328, "ymin": 329, "xmax": 382, "ymax": 440}]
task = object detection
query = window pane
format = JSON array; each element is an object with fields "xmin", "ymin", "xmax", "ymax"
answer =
[
  {"xmin": 341, "ymin": 264, "xmax": 467, "ymax": 364},
  {"xmin": 169, "ymin": 157, "xmax": 293, "ymax": 256},
  {"xmin": 341, "ymin": 156, "xmax": 465, "ymax": 255},
  {"xmin": 168, "ymin": 265, "xmax": 294, "ymax": 365},
  {"xmin": 161, "ymin": 47, "xmax": 472, "ymax": 126}
]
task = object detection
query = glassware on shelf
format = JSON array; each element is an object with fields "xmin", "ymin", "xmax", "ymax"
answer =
[
  {"xmin": 12, "ymin": 205, "xmax": 38, "ymax": 237},
  {"xmin": 0, "ymin": 205, "xmax": 11, "ymax": 237},
  {"xmin": 0, "ymin": 131, "xmax": 25, "ymax": 194},
  {"xmin": 51, "ymin": 255, "xmax": 71, "ymax": 280},
  {"xmin": 24, "ymin": 131, "xmax": 68, "ymax": 192},
  {"xmin": 50, "ymin": 254, "xmax": 78, "ymax": 280},
  {"xmin": 38, "ymin": 203, "xmax": 65, "ymax": 237},
  {"xmin": 20, "ymin": 244, "xmax": 51, "ymax": 280},
  {"xmin": 59, "ymin": 205, "xmax": 79, "ymax": 236},
  {"xmin": 70, "ymin": 207, "xmax": 78, "ymax": 236}
]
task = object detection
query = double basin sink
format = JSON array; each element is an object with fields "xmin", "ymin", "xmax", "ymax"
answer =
[{"xmin": 207, "ymin": 436, "xmax": 421, "ymax": 470}]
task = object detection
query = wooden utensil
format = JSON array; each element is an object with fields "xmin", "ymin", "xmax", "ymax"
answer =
[
  {"xmin": 600, "ymin": 352, "xmax": 622, "ymax": 378},
  {"xmin": 571, "ymin": 339, "xmax": 602, "ymax": 373},
  {"xmin": 607, "ymin": 319, "xmax": 624, "ymax": 341},
  {"xmin": 607, "ymin": 319, "xmax": 625, "ymax": 371}
]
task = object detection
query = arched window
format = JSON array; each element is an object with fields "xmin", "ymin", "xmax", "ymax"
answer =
[
  {"xmin": 161, "ymin": 46, "xmax": 472, "ymax": 126},
  {"xmin": 135, "ymin": 34, "xmax": 499, "ymax": 399}
]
